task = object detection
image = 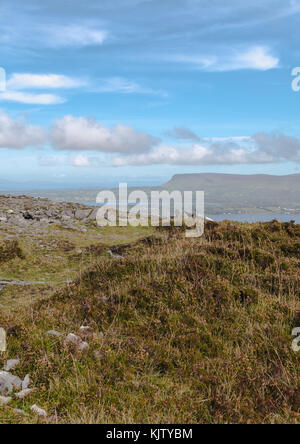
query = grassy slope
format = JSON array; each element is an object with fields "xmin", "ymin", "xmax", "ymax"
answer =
[
  {"xmin": 0, "ymin": 221, "xmax": 300, "ymax": 424},
  {"xmin": 0, "ymin": 225, "xmax": 152, "ymax": 310}
]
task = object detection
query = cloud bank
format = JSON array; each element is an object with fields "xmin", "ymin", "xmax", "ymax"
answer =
[
  {"xmin": 50, "ymin": 115, "xmax": 159, "ymax": 153},
  {"xmin": 1, "ymin": 111, "xmax": 300, "ymax": 167},
  {"xmin": 0, "ymin": 111, "xmax": 45, "ymax": 149},
  {"xmin": 113, "ymin": 132, "xmax": 300, "ymax": 166}
]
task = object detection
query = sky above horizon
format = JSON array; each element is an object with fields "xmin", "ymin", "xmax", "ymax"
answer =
[{"xmin": 1, "ymin": 0, "xmax": 300, "ymax": 189}]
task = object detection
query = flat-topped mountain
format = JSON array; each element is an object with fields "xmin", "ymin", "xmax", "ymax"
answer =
[
  {"xmin": 164, "ymin": 172, "xmax": 300, "ymax": 189},
  {"xmin": 163, "ymin": 173, "xmax": 300, "ymax": 210}
]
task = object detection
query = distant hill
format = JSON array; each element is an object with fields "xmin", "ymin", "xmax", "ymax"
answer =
[
  {"xmin": 163, "ymin": 173, "xmax": 300, "ymax": 210},
  {"xmin": 2, "ymin": 173, "xmax": 300, "ymax": 215}
]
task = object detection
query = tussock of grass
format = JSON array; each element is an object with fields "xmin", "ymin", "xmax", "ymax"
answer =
[
  {"xmin": 0, "ymin": 240, "xmax": 24, "ymax": 264},
  {"xmin": 0, "ymin": 221, "xmax": 300, "ymax": 424}
]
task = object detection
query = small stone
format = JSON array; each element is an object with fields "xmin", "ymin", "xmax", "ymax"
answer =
[
  {"xmin": 22, "ymin": 374, "xmax": 30, "ymax": 390},
  {"xmin": 4, "ymin": 359, "xmax": 20, "ymax": 372},
  {"xmin": 65, "ymin": 333, "xmax": 80, "ymax": 346},
  {"xmin": 77, "ymin": 341, "xmax": 90, "ymax": 352},
  {"xmin": 107, "ymin": 250, "xmax": 123, "ymax": 259},
  {"xmin": 30, "ymin": 404, "xmax": 48, "ymax": 417},
  {"xmin": 0, "ymin": 371, "xmax": 22, "ymax": 394},
  {"xmin": 0, "ymin": 328, "xmax": 6, "ymax": 352},
  {"xmin": 0, "ymin": 395, "xmax": 12, "ymax": 405},
  {"xmin": 78, "ymin": 326, "xmax": 93, "ymax": 339},
  {"xmin": 47, "ymin": 330, "xmax": 62, "ymax": 338},
  {"xmin": 15, "ymin": 388, "xmax": 36, "ymax": 399},
  {"xmin": 79, "ymin": 326, "xmax": 91, "ymax": 332},
  {"xmin": 13, "ymin": 408, "xmax": 29, "ymax": 416},
  {"xmin": 65, "ymin": 333, "xmax": 89, "ymax": 352}
]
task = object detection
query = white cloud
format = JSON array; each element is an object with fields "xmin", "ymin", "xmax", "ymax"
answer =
[
  {"xmin": 7, "ymin": 73, "xmax": 85, "ymax": 90},
  {"xmin": 46, "ymin": 25, "xmax": 107, "ymax": 47},
  {"xmin": 38, "ymin": 153, "xmax": 102, "ymax": 167},
  {"xmin": 202, "ymin": 136, "xmax": 252, "ymax": 143},
  {"xmin": 112, "ymin": 143, "xmax": 265, "ymax": 166},
  {"xmin": 96, "ymin": 77, "xmax": 167, "ymax": 96},
  {"xmin": 113, "ymin": 144, "xmax": 212, "ymax": 166},
  {"xmin": 50, "ymin": 115, "xmax": 159, "ymax": 153},
  {"xmin": 0, "ymin": 110, "xmax": 45, "ymax": 149},
  {"xmin": 0, "ymin": 91, "xmax": 64, "ymax": 105},
  {"xmin": 72, "ymin": 154, "xmax": 101, "ymax": 167},
  {"xmin": 165, "ymin": 126, "xmax": 200, "ymax": 142},
  {"xmin": 231, "ymin": 46, "xmax": 279, "ymax": 71},
  {"xmin": 172, "ymin": 46, "xmax": 279, "ymax": 71},
  {"xmin": 113, "ymin": 132, "xmax": 300, "ymax": 166}
]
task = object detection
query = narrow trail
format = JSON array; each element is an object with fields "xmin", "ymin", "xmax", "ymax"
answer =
[{"xmin": 0, "ymin": 280, "xmax": 53, "ymax": 291}]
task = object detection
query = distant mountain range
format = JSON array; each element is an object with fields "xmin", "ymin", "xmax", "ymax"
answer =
[{"xmin": 1, "ymin": 173, "xmax": 300, "ymax": 215}]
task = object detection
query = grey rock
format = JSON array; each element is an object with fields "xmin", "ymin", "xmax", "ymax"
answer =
[
  {"xmin": 4, "ymin": 359, "xmax": 20, "ymax": 372},
  {"xmin": 107, "ymin": 250, "xmax": 123, "ymax": 259},
  {"xmin": 0, "ymin": 395, "xmax": 12, "ymax": 405},
  {"xmin": 22, "ymin": 374, "xmax": 30, "ymax": 390},
  {"xmin": 47, "ymin": 330, "xmax": 62, "ymax": 338},
  {"xmin": 75, "ymin": 209, "xmax": 92, "ymax": 220},
  {"xmin": 30, "ymin": 404, "xmax": 48, "ymax": 417},
  {"xmin": 0, "ymin": 195, "xmax": 95, "ymax": 232},
  {"xmin": 13, "ymin": 408, "xmax": 29, "ymax": 416},
  {"xmin": 0, "ymin": 371, "xmax": 22, "ymax": 394},
  {"xmin": 65, "ymin": 333, "xmax": 80, "ymax": 346},
  {"xmin": 65, "ymin": 333, "xmax": 90, "ymax": 352},
  {"xmin": 15, "ymin": 388, "xmax": 36, "ymax": 399}
]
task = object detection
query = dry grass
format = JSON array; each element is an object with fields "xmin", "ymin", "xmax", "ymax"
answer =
[
  {"xmin": 0, "ymin": 240, "xmax": 24, "ymax": 264},
  {"xmin": 0, "ymin": 225, "xmax": 153, "ymax": 310},
  {"xmin": 0, "ymin": 220, "xmax": 300, "ymax": 424}
]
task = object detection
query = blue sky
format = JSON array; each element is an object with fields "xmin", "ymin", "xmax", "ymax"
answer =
[{"xmin": 1, "ymin": 0, "xmax": 300, "ymax": 188}]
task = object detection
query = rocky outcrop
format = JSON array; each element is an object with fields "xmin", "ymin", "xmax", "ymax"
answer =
[{"xmin": 0, "ymin": 195, "xmax": 97, "ymax": 231}]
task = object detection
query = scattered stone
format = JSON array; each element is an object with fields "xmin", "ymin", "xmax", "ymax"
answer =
[
  {"xmin": 77, "ymin": 341, "xmax": 90, "ymax": 352},
  {"xmin": 22, "ymin": 374, "xmax": 30, "ymax": 390},
  {"xmin": 4, "ymin": 359, "xmax": 20, "ymax": 372},
  {"xmin": 107, "ymin": 250, "xmax": 123, "ymax": 259},
  {"xmin": 65, "ymin": 333, "xmax": 90, "ymax": 352},
  {"xmin": 15, "ymin": 388, "xmax": 36, "ymax": 399},
  {"xmin": 30, "ymin": 404, "xmax": 48, "ymax": 417},
  {"xmin": 13, "ymin": 408, "xmax": 29, "ymax": 416},
  {"xmin": 47, "ymin": 330, "xmax": 63, "ymax": 338},
  {"xmin": 78, "ymin": 326, "xmax": 94, "ymax": 340},
  {"xmin": 0, "ymin": 371, "xmax": 22, "ymax": 394},
  {"xmin": 65, "ymin": 333, "xmax": 80, "ymax": 346},
  {"xmin": 0, "ymin": 328, "xmax": 6, "ymax": 352},
  {"xmin": 0, "ymin": 395, "xmax": 12, "ymax": 405}
]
